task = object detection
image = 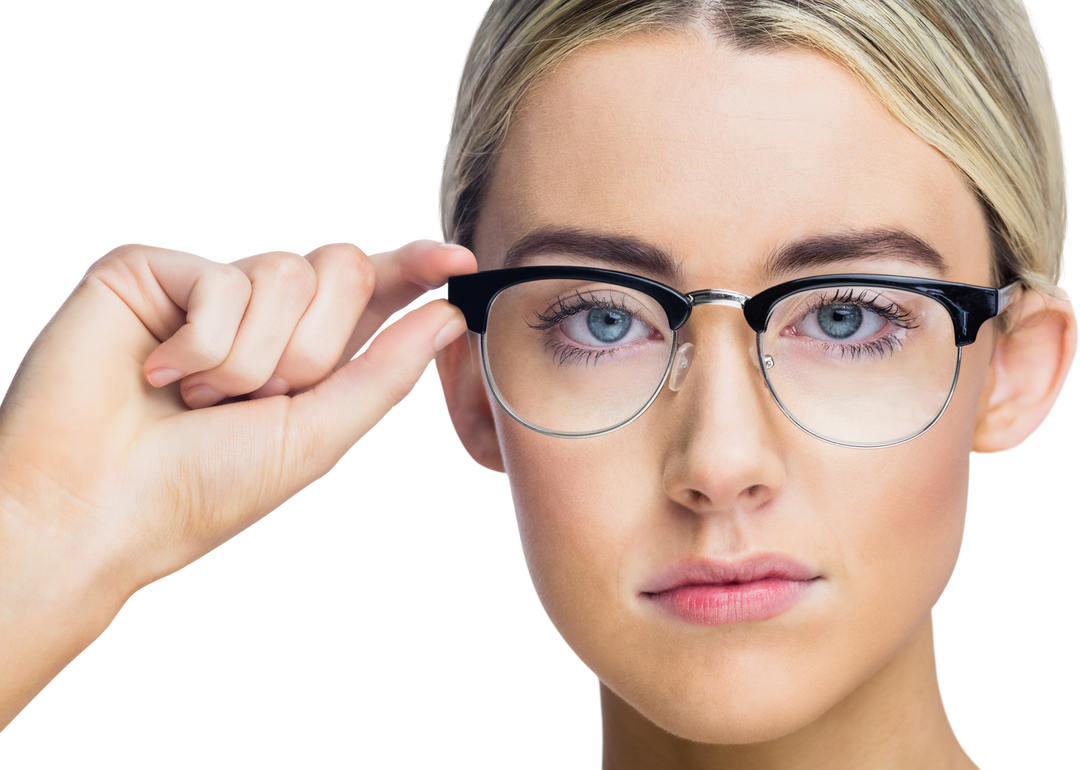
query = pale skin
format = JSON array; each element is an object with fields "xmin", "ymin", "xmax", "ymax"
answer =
[
  {"xmin": 437, "ymin": 30, "xmax": 1077, "ymax": 769},
  {"xmin": 0, "ymin": 28, "xmax": 1074, "ymax": 770},
  {"xmin": 0, "ymin": 241, "xmax": 475, "ymax": 727}
]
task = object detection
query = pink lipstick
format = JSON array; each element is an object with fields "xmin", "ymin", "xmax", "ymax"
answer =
[{"xmin": 641, "ymin": 555, "xmax": 819, "ymax": 626}]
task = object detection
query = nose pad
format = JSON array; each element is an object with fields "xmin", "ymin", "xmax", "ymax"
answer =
[
  {"xmin": 748, "ymin": 344, "xmax": 774, "ymax": 377},
  {"xmin": 749, "ymin": 345, "xmax": 760, "ymax": 375},
  {"xmin": 668, "ymin": 343, "xmax": 696, "ymax": 392}
]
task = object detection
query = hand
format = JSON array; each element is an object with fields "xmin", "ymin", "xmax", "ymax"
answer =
[{"xmin": 0, "ymin": 240, "xmax": 474, "ymax": 727}]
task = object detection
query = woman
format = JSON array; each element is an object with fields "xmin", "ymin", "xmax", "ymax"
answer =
[
  {"xmin": 0, "ymin": 0, "xmax": 1075, "ymax": 766},
  {"xmin": 435, "ymin": 3, "xmax": 1075, "ymax": 766}
]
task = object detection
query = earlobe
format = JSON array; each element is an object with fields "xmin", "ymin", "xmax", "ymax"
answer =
[
  {"xmin": 973, "ymin": 289, "xmax": 1077, "ymax": 453},
  {"xmin": 436, "ymin": 332, "xmax": 506, "ymax": 472}
]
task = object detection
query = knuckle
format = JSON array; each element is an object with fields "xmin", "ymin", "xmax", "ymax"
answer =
[
  {"xmin": 211, "ymin": 264, "xmax": 253, "ymax": 301},
  {"xmin": 254, "ymin": 251, "xmax": 315, "ymax": 284},
  {"xmin": 320, "ymin": 244, "xmax": 377, "ymax": 296},
  {"xmin": 262, "ymin": 250, "xmax": 303, "ymax": 268},
  {"xmin": 308, "ymin": 241, "xmax": 367, "ymax": 262},
  {"xmin": 351, "ymin": 250, "xmax": 378, "ymax": 297},
  {"xmin": 102, "ymin": 243, "xmax": 152, "ymax": 264},
  {"xmin": 311, "ymin": 241, "xmax": 365, "ymax": 262},
  {"xmin": 86, "ymin": 243, "xmax": 151, "ymax": 278}
]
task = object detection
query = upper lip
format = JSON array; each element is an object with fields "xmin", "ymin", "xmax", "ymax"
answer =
[{"xmin": 641, "ymin": 554, "xmax": 819, "ymax": 595}]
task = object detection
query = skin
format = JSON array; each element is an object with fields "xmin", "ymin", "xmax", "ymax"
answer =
[
  {"xmin": 0, "ymin": 23, "xmax": 1073, "ymax": 770},
  {"xmin": 438, "ymin": 30, "xmax": 1077, "ymax": 769},
  {"xmin": 0, "ymin": 240, "xmax": 475, "ymax": 728}
]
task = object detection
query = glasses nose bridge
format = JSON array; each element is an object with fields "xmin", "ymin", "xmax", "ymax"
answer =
[
  {"xmin": 687, "ymin": 289, "xmax": 750, "ymax": 310},
  {"xmin": 670, "ymin": 289, "xmax": 764, "ymax": 394}
]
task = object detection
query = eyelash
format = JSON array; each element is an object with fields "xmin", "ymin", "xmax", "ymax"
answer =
[
  {"xmin": 801, "ymin": 289, "xmax": 921, "ymax": 359},
  {"xmin": 527, "ymin": 291, "xmax": 640, "ymax": 367},
  {"xmin": 525, "ymin": 288, "xmax": 921, "ymax": 366}
]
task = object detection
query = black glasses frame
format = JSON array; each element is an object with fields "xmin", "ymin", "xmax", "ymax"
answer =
[
  {"xmin": 449, "ymin": 266, "xmax": 1012, "ymax": 346},
  {"xmin": 448, "ymin": 265, "xmax": 1018, "ymax": 447}
]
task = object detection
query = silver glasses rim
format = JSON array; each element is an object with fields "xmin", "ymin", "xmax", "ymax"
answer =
[
  {"xmin": 476, "ymin": 276, "xmax": 999, "ymax": 446},
  {"xmin": 756, "ymin": 334, "xmax": 964, "ymax": 449},
  {"xmin": 480, "ymin": 329, "xmax": 680, "ymax": 439}
]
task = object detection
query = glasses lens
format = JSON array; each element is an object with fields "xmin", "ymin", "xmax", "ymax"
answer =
[
  {"xmin": 760, "ymin": 285, "xmax": 960, "ymax": 447},
  {"xmin": 483, "ymin": 279, "xmax": 676, "ymax": 436}
]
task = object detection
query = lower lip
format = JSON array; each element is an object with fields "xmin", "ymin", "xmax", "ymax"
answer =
[{"xmin": 645, "ymin": 579, "xmax": 814, "ymax": 626}]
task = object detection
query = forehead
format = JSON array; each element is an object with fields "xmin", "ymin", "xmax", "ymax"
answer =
[{"xmin": 474, "ymin": 30, "xmax": 992, "ymax": 288}]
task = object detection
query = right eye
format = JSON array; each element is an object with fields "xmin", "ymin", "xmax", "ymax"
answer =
[
  {"xmin": 561, "ymin": 306, "xmax": 647, "ymax": 346},
  {"xmin": 798, "ymin": 302, "xmax": 889, "ymax": 343}
]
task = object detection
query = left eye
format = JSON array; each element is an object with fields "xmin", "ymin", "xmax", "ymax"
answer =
[
  {"xmin": 561, "ymin": 306, "xmax": 651, "ymax": 347},
  {"xmin": 797, "ymin": 303, "xmax": 887, "ymax": 342}
]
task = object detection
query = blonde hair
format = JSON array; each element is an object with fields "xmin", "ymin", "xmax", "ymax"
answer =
[{"xmin": 442, "ymin": 0, "xmax": 1065, "ymax": 290}]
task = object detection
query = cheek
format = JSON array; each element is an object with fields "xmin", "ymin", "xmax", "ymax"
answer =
[
  {"xmin": 809, "ymin": 421, "xmax": 970, "ymax": 644},
  {"xmin": 499, "ymin": 416, "xmax": 658, "ymax": 625},
  {"xmin": 832, "ymin": 335, "xmax": 993, "ymax": 606}
]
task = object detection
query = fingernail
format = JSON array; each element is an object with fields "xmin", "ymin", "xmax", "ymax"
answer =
[
  {"xmin": 147, "ymin": 368, "xmax": 182, "ymax": 387},
  {"xmin": 434, "ymin": 310, "xmax": 467, "ymax": 352},
  {"xmin": 437, "ymin": 242, "xmax": 462, "ymax": 250},
  {"xmin": 183, "ymin": 384, "xmax": 224, "ymax": 409}
]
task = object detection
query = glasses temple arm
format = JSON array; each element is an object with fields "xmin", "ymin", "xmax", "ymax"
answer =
[{"xmin": 996, "ymin": 281, "xmax": 1023, "ymax": 316}]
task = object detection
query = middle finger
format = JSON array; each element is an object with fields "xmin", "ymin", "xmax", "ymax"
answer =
[
  {"xmin": 248, "ymin": 243, "xmax": 377, "ymax": 398},
  {"xmin": 180, "ymin": 251, "xmax": 316, "ymax": 408}
]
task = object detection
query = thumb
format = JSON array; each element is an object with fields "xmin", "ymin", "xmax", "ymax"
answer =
[{"xmin": 284, "ymin": 299, "xmax": 467, "ymax": 477}]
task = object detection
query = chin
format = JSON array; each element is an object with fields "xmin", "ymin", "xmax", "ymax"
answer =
[
  {"xmin": 600, "ymin": 647, "xmax": 849, "ymax": 745},
  {"xmin": 626, "ymin": 686, "xmax": 825, "ymax": 743}
]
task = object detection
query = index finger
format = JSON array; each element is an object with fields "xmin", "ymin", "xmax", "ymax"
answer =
[
  {"xmin": 367, "ymin": 237, "xmax": 477, "ymax": 315},
  {"xmin": 335, "ymin": 240, "xmax": 476, "ymax": 366}
]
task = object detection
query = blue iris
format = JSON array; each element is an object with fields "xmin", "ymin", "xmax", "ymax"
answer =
[
  {"xmin": 586, "ymin": 307, "xmax": 632, "ymax": 343},
  {"xmin": 817, "ymin": 304, "xmax": 862, "ymax": 339}
]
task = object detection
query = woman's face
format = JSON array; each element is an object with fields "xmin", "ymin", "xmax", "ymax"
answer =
[{"xmin": 469, "ymin": 31, "xmax": 996, "ymax": 743}]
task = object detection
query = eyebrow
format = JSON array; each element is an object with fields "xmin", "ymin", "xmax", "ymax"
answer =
[
  {"xmin": 761, "ymin": 229, "xmax": 948, "ymax": 281},
  {"xmin": 501, "ymin": 226, "xmax": 948, "ymax": 287},
  {"xmin": 502, "ymin": 228, "xmax": 683, "ymax": 284}
]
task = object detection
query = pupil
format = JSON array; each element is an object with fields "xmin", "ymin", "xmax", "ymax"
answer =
[
  {"xmin": 586, "ymin": 308, "xmax": 632, "ymax": 343},
  {"xmin": 817, "ymin": 304, "xmax": 862, "ymax": 339}
]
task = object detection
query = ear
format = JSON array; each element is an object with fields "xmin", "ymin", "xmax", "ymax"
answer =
[
  {"xmin": 973, "ymin": 288, "xmax": 1077, "ymax": 452},
  {"xmin": 436, "ymin": 332, "xmax": 505, "ymax": 472}
]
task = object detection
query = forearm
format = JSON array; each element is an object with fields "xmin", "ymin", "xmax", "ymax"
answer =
[{"xmin": 0, "ymin": 490, "xmax": 128, "ymax": 730}]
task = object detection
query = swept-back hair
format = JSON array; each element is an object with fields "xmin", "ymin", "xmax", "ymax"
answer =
[{"xmin": 442, "ymin": 0, "xmax": 1064, "ymax": 290}]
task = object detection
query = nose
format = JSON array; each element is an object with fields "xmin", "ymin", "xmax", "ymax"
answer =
[
  {"xmin": 669, "ymin": 342, "xmax": 767, "ymax": 390},
  {"xmin": 661, "ymin": 311, "xmax": 788, "ymax": 516},
  {"xmin": 674, "ymin": 287, "xmax": 769, "ymax": 385}
]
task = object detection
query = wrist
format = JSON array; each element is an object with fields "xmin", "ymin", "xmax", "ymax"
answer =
[{"xmin": 0, "ymin": 484, "xmax": 131, "ymax": 729}]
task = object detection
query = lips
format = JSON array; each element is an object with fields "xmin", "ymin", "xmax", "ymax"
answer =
[
  {"xmin": 642, "ymin": 555, "xmax": 818, "ymax": 592},
  {"xmin": 641, "ymin": 555, "xmax": 820, "ymax": 626}
]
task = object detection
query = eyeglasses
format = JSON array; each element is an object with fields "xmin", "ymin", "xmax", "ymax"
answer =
[{"xmin": 448, "ymin": 266, "xmax": 1018, "ymax": 448}]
